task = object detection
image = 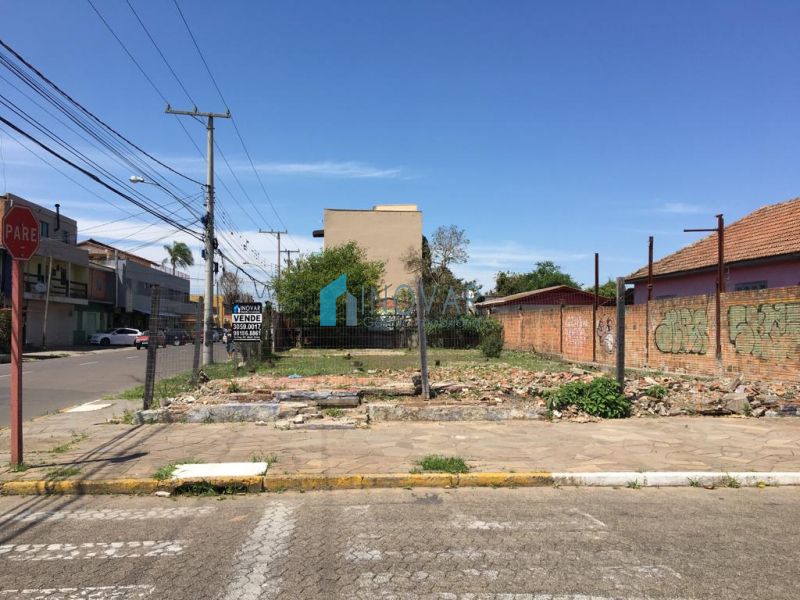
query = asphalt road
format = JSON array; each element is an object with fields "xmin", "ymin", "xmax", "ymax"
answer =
[
  {"xmin": 0, "ymin": 343, "xmax": 228, "ymax": 427},
  {"xmin": 0, "ymin": 487, "xmax": 798, "ymax": 599}
]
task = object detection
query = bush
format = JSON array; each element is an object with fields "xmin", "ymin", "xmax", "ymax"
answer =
[
  {"xmin": 479, "ymin": 318, "xmax": 504, "ymax": 357},
  {"xmin": 645, "ymin": 384, "xmax": 668, "ymax": 399},
  {"xmin": 546, "ymin": 377, "xmax": 630, "ymax": 419},
  {"xmin": 545, "ymin": 380, "xmax": 589, "ymax": 411}
]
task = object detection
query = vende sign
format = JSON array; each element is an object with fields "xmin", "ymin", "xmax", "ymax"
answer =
[
  {"xmin": 232, "ymin": 302, "xmax": 263, "ymax": 342},
  {"xmin": 3, "ymin": 205, "xmax": 40, "ymax": 260}
]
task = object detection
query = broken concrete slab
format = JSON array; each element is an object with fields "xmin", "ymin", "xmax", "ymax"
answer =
[{"xmin": 368, "ymin": 403, "xmax": 545, "ymax": 422}]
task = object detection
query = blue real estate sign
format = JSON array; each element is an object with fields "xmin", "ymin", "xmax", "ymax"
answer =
[{"xmin": 232, "ymin": 302, "xmax": 263, "ymax": 342}]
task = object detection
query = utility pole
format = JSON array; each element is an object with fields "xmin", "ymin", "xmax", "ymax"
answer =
[
  {"xmin": 281, "ymin": 249, "xmax": 299, "ymax": 269},
  {"xmin": 259, "ymin": 230, "xmax": 288, "ymax": 280},
  {"xmin": 166, "ymin": 105, "xmax": 230, "ymax": 366}
]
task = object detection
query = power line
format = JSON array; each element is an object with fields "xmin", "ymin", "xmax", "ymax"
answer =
[
  {"xmin": 0, "ymin": 113, "xmax": 201, "ymax": 240},
  {"xmin": 171, "ymin": 0, "xmax": 292, "ymax": 236}
]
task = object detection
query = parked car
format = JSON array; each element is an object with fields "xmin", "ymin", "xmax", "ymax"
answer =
[
  {"xmin": 164, "ymin": 330, "xmax": 192, "ymax": 346},
  {"xmin": 88, "ymin": 328, "xmax": 142, "ymax": 346},
  {"xmin": 134, "ymin": 330, "xmax": 166, "ymax": 350}
]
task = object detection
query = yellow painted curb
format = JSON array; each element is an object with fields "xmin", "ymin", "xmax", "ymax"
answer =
[
  {"xmin": 0, "ymin": 472, "xmax": 556, "ymax": 495},
  {"xmin": 457, "ymin": 472, "xmax": 554, "ymax": 487}
]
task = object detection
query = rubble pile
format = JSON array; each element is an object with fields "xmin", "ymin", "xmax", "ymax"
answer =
[{"xmin": 158, "ymin": 361, "xmax": 799, "ymax": 423}]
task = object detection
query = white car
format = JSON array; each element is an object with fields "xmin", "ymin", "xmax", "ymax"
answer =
[{"xmin": 88, "ymin": 328, "xmax": 142, "ymax": 346}]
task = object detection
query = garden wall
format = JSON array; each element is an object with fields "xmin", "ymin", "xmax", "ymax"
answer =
[{"xmin": 492, "ymin": 285, "xmax": 800, "ymax": 383}]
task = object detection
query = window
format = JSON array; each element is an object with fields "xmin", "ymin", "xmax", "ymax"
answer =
[
  {"xmin": 62, "ymin": 229, "xmax": 70, "ymax": 243},
  {"xmin": 735, "ymin": 281, "xmax": 767, "ymax": 292},
  {"xmin": 40, "ymin": 221, "xmax": 49, "ymax": 238}
]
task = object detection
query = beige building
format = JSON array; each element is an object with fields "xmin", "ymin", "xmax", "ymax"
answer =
[{"xmin": 313, "ymin": 205, "xmax": 422, "ymax": 292}]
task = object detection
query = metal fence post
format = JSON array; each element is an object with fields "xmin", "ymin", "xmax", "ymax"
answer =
[
  {"xmin": 416, "ymin": 278, "xmax": 430, "ymax": 400},
  {"xmin": 143, "ymin": 285, "xmax": 161, "ymax": 410},
  {"xmin": 615, "ymin": 277, "xmax": 626, "ymax": 390},
  {"xmin": 191, "ymin": 300, "xmax": 203, "ymax": 384}
]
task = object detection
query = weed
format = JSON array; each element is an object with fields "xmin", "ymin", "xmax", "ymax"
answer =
[
  {"xmin": 416, "ymin": 455, "xmax": 470, "ymax": 474},
  {"xmin": 626, "ymin": 479, "xmax": 641, "ymax": 489},
  {"xmin": 7, "ymin": 461, "xmax": 30, "ymax": 472},
  {"xmin": 645, "ymin": 384, "xmax": 668, "ymax": 399},
  {"xmin": 152, "ymin": 459, "xmax": 199, "ymax": 481},
  {"xmin": 173, "ymin": 482, "xmax": 247, "ymax": 496},
  {"xmin": 409, "ymin": 466, "xmax": 422, "ymax": 474},
  {"xmin": 250, "ymin": 452, "xmax": 278, "ymax": 467},
  {"xmin": 228, "ymin": 380, "xmax": 242, "ymax": 393},
  {"xmin": 121, "ymin": 409, "xmax": 135, "ymax": 425},
  {"xmin": 721, "ymin": 474, "xmax": 741, "ymax": 488},
  {"xmin": 546, "ymin": 377, "xmax": 630, "ymax": 418},
  {"xmin": 46, "ymin": 466, "xmax": 81, "ymax": 480},
  {"xmin": 323, "ymin": 408, "xmax": 345, "ymax": 418},
  {"xmin": 688, "ymin": 478, "xmax": 701, "ymax": 487},
  {"xmin": 50, "ymin": 432, "xmax": 88, "ymax": 454}
]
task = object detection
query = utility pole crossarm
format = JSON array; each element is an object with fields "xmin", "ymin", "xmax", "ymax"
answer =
[{"xmin": 165, "ymin": 105, "xmax": 230, "ymax": 119}]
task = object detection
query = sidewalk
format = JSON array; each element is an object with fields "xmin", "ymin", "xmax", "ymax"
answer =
[{"xmin": 2, "ymin": 398, "xmax": 800, "ymax": 488}]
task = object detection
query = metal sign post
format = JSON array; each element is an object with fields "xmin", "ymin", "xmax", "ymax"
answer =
[{"xmin": 3, "ymin": 204, "xmax": 40, "ymax": 466}]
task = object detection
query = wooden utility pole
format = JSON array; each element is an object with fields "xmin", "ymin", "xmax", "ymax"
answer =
[{"xmin": 281, "ymin": 249, "xmax": 299, "ymax": 269}]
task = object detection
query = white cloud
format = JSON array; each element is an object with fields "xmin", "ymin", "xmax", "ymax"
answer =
[
  {"xmin": 655, "ymin": 202, "xmax": 704, "ymax": 215},
  {"xmin": 252, "ymin": 160, "xmax": 403, "ymax": 179}
]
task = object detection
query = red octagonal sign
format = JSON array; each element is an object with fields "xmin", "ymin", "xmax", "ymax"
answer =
[{"xmin": 3, "ymin": 205, "xmax": 40, "ymax": 260}]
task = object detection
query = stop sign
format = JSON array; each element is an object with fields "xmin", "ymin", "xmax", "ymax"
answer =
[{"xmin": 3, "ymin": 205, "xmax": 40, "ymax": 260}]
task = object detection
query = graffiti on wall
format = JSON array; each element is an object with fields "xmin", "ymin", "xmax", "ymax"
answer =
[
  {"xmin": 728, "ymin": 302, "xmax": 800, "ymax": 360},
  {"xmin": 654, "ymin": 307, "xmax": 709, "ymax": 355},
  {"xmin": 596, "ymin": 317, "xmax": 615, "ymax": 354},
  {"xmin": 564, "ymin": 313, "xmax": 589, "ymax": 348}
]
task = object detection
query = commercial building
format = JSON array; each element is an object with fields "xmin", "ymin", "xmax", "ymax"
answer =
[{"xmin": 0, "ymin": 193, "xmax": 91, "ymax": 347}]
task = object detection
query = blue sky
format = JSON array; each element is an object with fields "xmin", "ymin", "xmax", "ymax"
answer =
[{"xmin": 2, "ymin": 0, "xmax": 800, "ymax": 295}]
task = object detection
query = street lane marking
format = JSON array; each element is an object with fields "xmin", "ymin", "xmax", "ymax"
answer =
[
  {"xmin": 450, "ymin": 509, "xmax": 606, "ymax": 531},
  {"xmin": 0, "ymin": 506, "xmax": 213, "ymax": 523},
  {"xmin": 0, "ymin": 371, "xmax": 31, "ymax": 378},
  {"xmin": 0, "ymin": 540, "xmax": 185, "ymax": 560},
  {"xmin": 65, "ymin": 401, "xmax": 112, "ymax": 413},
  {"xmin": 126, "ymin": 356, "xmax": 139, "ymax": 359},
  {"xmin": 79, "ymin": 361, "xmax": 99, "ymax": 366},
  {"xmin": 354, "ymin": 594, "xmax": 691, "ymax": 599},
  {"xmin": 0, "ymin": 585, "xmax": 154, "ymax": 599},
  {"xmin": 221, "ymin": 501, "xmax": 297, "ymax": 600}
]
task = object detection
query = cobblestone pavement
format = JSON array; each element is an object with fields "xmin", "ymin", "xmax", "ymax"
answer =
[
  {"xmin": 4, "ymin": 415, "xmax": 800, "ymax": 481},
  {"xmin": 1, "ymin": 487, "xmax": 799, "ymax": 599}
]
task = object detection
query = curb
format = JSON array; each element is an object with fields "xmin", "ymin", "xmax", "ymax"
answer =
[{"xmin": 1, "ymin": 471, "xmax": 797, "ymax": 495}]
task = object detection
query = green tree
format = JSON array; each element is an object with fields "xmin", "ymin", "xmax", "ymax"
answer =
[
  {"xmin": 493, "ymin": 261, "xmax": 578, "ymax": 297},
  {"xmin": 585, "ymin": 278, "xmax": 618, "ymax": 300},
  {"xmin": 163, "ymin": 241, "xmax": 194, "ymax": 275},
  {"xmin": 273, "ymin": 242, "xmax": 384, "ymax": 325}
]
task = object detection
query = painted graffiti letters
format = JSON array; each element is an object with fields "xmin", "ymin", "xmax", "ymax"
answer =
[
  {"xmin": 654, "ymin": 307, "xmax": 709, "ymax": 355},
  {"xmin": 728, "ymin": 302, "xmax": 800, "ymax": 360}
]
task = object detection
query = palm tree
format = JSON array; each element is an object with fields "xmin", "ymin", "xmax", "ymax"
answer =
[{"xmin": 163, "ymin": 241, "xmax": 195, "ymax": 275}]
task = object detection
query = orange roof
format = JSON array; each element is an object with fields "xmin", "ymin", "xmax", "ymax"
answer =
[{"xmin": 628, "ymin": 197, "xmax": 800, "ymax": 281}]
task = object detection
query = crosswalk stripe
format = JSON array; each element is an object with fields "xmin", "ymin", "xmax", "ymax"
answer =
[
  {"xmin": 0, "ymin": 541, "xmax": 185, "ymax": 561},
  {"xmin": 0, "ymin": 507, "xmax": 213, "ymax": 523},
  {"xmin": 0, "ymin": 585, "xmax": 154, "ymax": 599}
]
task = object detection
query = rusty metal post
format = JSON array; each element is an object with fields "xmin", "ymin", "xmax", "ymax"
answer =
[
  {"xmin": 416, "ymin": 278, "xmax": 430, "ymax": 400},
  {"xmin": 616, "ymin": 277, "xmax": 626, "ymax": 390},
  {"xmin": 716, "ymin": 214, "xmax": 725, "ymax": 361},
  {"xmin": 10, "ymin": 259, "xmax": 23, "ymax": 465},
  {"xmin": 191, "ymin": 299, "xmax": 203, "ymax": 384},
  {"xmin": 143, "ymin": 285, "xmax": 161, "ymax": 410},
  {"xmin": 592, "ymin": 253, "xmax": 598, "ymax": 362},
  {"xmin": 645, "ymin": 236, "xmax": 653, "ymax": 365}
]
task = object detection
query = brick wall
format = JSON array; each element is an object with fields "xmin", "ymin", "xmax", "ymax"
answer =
[{"xmin": 491, "ymin": 285, "xmax": 800, "ymax": 383}]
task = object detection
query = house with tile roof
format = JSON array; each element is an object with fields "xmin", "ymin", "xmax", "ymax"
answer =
[
  {"xmin": 475, "ymin": 285, "xmax": 614, "ymax": 314},
  {"xmin": 626, "ymin": 196, "xmax": 800, "ymax": 303}
]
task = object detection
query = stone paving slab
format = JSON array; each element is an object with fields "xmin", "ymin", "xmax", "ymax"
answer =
[{"xmin": 1, "ymin": 396, "xmax": 799, "ymax": 483}]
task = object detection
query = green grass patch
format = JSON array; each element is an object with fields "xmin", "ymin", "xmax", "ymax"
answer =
[
  {"xmin": 721, "ymin": 474, "xmax": 741, "ymax": 488},
  {"xmin": 7, "ymin": 461, "xmax": 30, "ymax": 472},
  {"xmin": 46, "ymin": 466, "xmax": 81, "ymax": 480},
  {"xmin": 50, "ymin": 432, "xmax": 89, "ymax": 454},
  {"xmin": 645, "ymin": 384, "xmax": 669, "ymax": 399},
  {"xmin": 152, "ymin": 459, "xmax": 200, "ymax": 481},
  {"xmin": 250, "ymin": 452, "xmax": 278, "ymax": 467},
  {"xmin": 323, "ymin": 408, "xmax": 346, "ymax": 418},
  {"xmin": 172, "ymin": 481, "xmax": 247, "ymax": 496},
  {"xmin": 415, "ymin": 454, "xmax": 470, "ymax": 474}
]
